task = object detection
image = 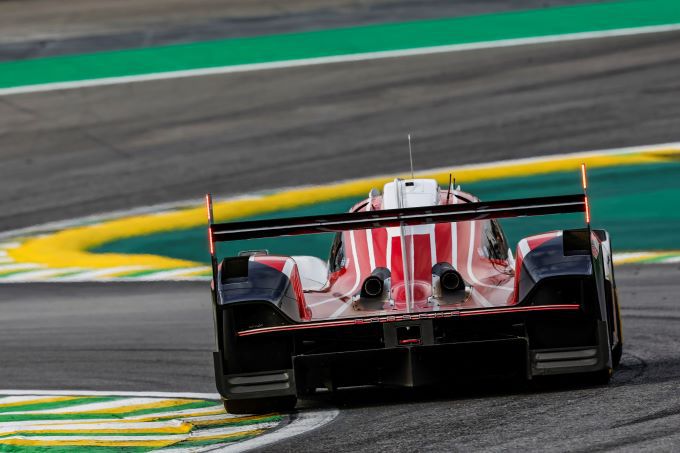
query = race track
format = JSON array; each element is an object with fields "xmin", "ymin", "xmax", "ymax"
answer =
[
  {"xmin": 1, "ymin": 3, "xmax": 680, "ymax": 451},
  {"xmin": 3, "ymin": 30, "xmax": 680, "ymax": 231},
  {"xmin": 2, "ymin": 264, "xmax": 679, "ymax": 450}
]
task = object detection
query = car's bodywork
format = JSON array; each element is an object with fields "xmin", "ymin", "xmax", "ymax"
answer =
[{"xmin": 206, "ymin": 168, "xmax": 622, "ymax": 413}]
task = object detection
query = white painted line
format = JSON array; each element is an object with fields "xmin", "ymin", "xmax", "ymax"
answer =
[
  {"xmin": 2, "ymin": 24, "xmax": 680, "ymax": 97},
  {"xmin": 0, "ymin": 395, "xmax": 66, "ymax": 406},
  {"xmin": 662, "ymin": 256, "xmax": 680, "ymax": 263},
  {"xmin": 10, "ymin": 397, "xmax": 182, "ymax": 415},
  {"xmin": 1, "ymin": 406, "xmax": 229, "ymax": 429},
  {"xmin": 0, "ymin": 268, "xmax": 82, "ymax": 282},
  {"xmin": 110, "ymin": 266, "xmax": 207, "ymax": 281},
  {"xmin": 56, "ymin": 266, "xmax": 149, "ymax": 281},
  {"xmin": 0, "ymin": 390, "xmax": 293, "ymax": 452},
  {"xmin": 221, "ymin": 408, "xmax": 339, "ymax": 453},
  {"xmin": 1, "ymin": 434, "xmax": 187, "ymax": 441},
  {"xmin": 188, "ymin": 422, "xmax": 280, "ymax": 438},
  {"xmin": 0, "ymin": 389, "xmax": 220, "ymax": 399},
  {"xmin": 0, "ymin": 263, "xmax": 42, "ymax": 272},
  {"xmin": 0, "ymin": 420, "xmax": 188, "ymax": 434}
]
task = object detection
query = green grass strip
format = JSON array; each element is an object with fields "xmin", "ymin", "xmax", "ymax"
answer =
[{"xmin": 1, "ymin": 0, "xmax": 680, "ymax": 89}]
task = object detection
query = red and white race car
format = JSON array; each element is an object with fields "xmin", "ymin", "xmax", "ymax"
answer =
[{"xmin": 205, "ymin": 167, "xmax": 622, "ymax": 413}]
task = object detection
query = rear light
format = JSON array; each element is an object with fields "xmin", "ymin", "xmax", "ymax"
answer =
[{"xmin": 397, "ymin": 325, "xmax": 421, "ymax": 345}]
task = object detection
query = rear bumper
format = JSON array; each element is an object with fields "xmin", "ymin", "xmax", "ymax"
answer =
[{"xmin": 215, "ymin": 316, "xmax": 612, "ymax": 401}]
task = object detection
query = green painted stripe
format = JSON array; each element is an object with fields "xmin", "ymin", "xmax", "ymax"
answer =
[
  {"xmin": 0, "ymin": 268, "xmax": 40, "ymax": 278},
  {"xmin": 0, "ymin": 447, "xmax": 150, "ymax": 453},
  {"xmin": 173, "ymin": 431, "xmax": 261, "ymax": 447},
  {"xmin": 0, "ymin": 415, "xmax": 281, "ymax": 438},
  {"xmin": 0, "ymin": 401, "xmax": 219, "ymax": 423},
  {"xmin": 1, "ymin": 0, "xmax": 680, "ymax": 89},
  {"xmin": 194, "ymin": 414, "xmax": 283, "ymax": 428},
  {"xmin": 0, "ymin": 432, "xmax": 171, "ymax": 439},
  {"xmin": 0, "ymin": 397, "xmax": 119, "ymax": 414},
  {"xmin": 115, "ymin": 268, "xmax": 167, "ymax": 278},
  {"xmin": 118, "ymin": 400, "xmax": 218, "ymax": 418}
]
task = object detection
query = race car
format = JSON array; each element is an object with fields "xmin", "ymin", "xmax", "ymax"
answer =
[{"xmin": 205, "ymin": 165, "xmax": 622, "ymax": 414}]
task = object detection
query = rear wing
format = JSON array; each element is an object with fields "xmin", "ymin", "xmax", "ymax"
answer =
[
  {"xmin": 207, "ymin": 193, "xmax": 586, "ymax": 243},
  {"xmin": 205, "ymin": 165, "xmax": 591, "ymax": 280}
]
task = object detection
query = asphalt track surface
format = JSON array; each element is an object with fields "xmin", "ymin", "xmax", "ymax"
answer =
[
  {"xmin": 2, "ymin": 5, "xmax": 680, "ymax": 452},
  {"xmin": 1, "ymin": 264, "xmax": 679, "ymax": 451},
  {"xmin": 0, "ymin": 0, "xmax": 592, "ymax": 60},
  {"xmin": 3, "ymin": 30, "xmax": 680, "ymax": 231}
]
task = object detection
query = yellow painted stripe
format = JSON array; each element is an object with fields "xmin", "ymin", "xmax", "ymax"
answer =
[
  {"xmin": 0, "ymin": 438, "xmax": 177, "ymax": 447},
  {"xmin": 124, "ymin": 408, "xmax": 226, "ymax": 422},
  {"xmin": 189, "ymin": 428, "xmax": 263, "ymax": 441},
  {"xmin": 0, "ymin": 429, "xmax": 263, "ymax": 447},
  {"xmin": 7, "ymin": 146, "xmax": 679, "ymax": 271},
  {"xmin": 613, "ymin": 250, "xmax": 680, "ymax": 264},
  {"xmin": 0, "ymin": 425, "xmax": 193, "ymax": 436}
]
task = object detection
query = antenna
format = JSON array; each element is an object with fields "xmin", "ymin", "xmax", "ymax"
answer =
[
  {"xmin": 407, "ymin": 133, "xmax": 414, "ymax": 179},
  {"xmin": 446, "ymin": 173, "xmax": 452, "ymax": 203}
]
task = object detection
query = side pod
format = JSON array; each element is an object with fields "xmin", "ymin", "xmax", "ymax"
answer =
[{"xmin": 515, "ymin": 229, "xmax": 616, "ymax": 378}]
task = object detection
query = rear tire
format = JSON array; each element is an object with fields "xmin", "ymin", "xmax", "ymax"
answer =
[
  {"xmin": 611, "ymin": 291, "xmax": 623, "ymax": 369},
  {"xmin": 223, "ymin": 396, "xmax": 297, "ymax": 414}
]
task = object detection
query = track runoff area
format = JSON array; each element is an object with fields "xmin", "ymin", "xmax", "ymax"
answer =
[{"xmin": 2, "ymin": 1, "xmax": 680, "ymax": 451}]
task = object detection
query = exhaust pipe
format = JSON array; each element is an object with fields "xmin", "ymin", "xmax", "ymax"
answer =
[
  {"xmin": 432, "ymin": 262, "xmax": 465, "ymax": 292},
  {"xmin": 361, "ymin": 267, "xmax": 391, "ymax": 298}
]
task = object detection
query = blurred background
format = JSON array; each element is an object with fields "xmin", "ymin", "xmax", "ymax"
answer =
[{"xmin": 1, "ymin": 1, "xmax": 680, "ymax": 451}]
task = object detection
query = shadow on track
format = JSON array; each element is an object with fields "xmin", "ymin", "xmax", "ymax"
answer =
[{"xmin": 297, "ymin": 373, "xmax": 620, "ymax": 412}]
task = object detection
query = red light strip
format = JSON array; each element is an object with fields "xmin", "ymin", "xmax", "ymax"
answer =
[
  {"xmin": 581, "ymin": 163, "xmax": 588, "ymax": 190},
  {"xmin": 208, "ymin": 226, "xmax": 215, "ymax": 256},
  {"xmin": 205, "ymin": 194, "xmax": 215, "ymax": 256},
  {"xmin": 236, "ymin": 304, "xmax": 581, "ymax": 336},
  {"xmin": 205, "ymin": 194, "xmax": 212, "ymax": 222},
  {"xmin": 580, "ymin": 164, "xmax": 590, "ymax": 225}
]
